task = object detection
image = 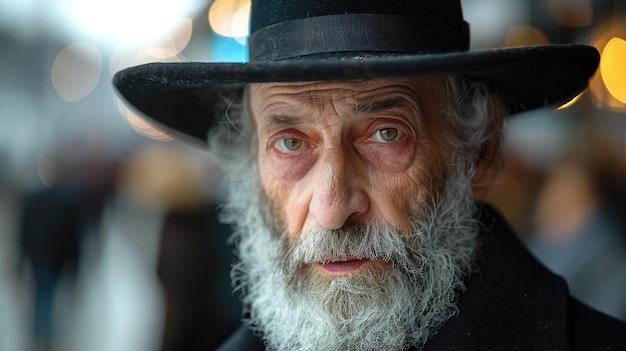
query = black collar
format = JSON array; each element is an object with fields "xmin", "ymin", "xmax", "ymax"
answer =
[{"xmin": 422, "ymin": 204, "xmax": 571, "ymax": 350}]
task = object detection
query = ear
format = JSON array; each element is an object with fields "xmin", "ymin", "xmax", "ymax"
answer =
[{"xmin": 471, "ymin": 110, "xmax": 503, "ymax": 199}]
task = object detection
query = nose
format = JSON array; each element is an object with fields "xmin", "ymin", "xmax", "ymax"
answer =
[{"xmin": 309, "ymin": 148, "xmax": 369, "ymax": 229}]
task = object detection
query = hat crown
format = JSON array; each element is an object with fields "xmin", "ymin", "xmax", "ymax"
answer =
[
  {"xmin": 248, "ymin": 0, "xmax": 470, "ymax": 61},
  {"xmin": 250, "ymin": 0, "xmax": 464, "ymax": 33}
]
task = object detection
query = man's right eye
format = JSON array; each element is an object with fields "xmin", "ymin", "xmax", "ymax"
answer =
[{"xmin": 274, "ymin": 137, "xmax": 306, "ymax": 153}]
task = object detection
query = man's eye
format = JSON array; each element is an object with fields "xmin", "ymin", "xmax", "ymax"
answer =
[
  {"xmin": 274, "ymin": 137, "xmax": 306, "ymax": 153},
  {"xmin": 371, "ymin": 127, "xmax": 403, "ymax": 142}
]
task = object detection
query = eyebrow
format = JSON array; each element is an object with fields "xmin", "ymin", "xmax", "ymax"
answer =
[
  {"xmin": 261, "ymin": 114, "xmax": 314, "ymax": 130},
  {"xmin": 259, "ymin": 97, "xmax": 410, "ymax": 130},
  {"xmin": 353, "ymin": 98, "xmax": 407, "ymax": 114}
]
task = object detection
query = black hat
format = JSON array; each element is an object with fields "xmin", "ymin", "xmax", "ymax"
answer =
[{"xmin": 113, "ymin": 0, "xmax": 600, "ymax": 146}]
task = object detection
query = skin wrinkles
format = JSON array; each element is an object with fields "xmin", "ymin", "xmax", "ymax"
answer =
[{"xmin": 250, "ymin": 78, "xmax": 455, "ymax": 246}]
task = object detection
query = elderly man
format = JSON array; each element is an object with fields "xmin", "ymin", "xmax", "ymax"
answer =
[{"xmin": 113, "ymin": 0, "xmax": 626, "ymax": 350}]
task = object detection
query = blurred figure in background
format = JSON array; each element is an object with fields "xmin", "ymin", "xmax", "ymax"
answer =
[
  {"xmin": 16, "ymin": 139, "xmax": 118, "ymax": 351},
  {"xmin": 152, "ymin": 150, "xmax": 240, "ymax": 351},
  {"xmin": 527, "ymin": 155, "xmax": 626, "ymax": 321},
  {"xmin": 117, "ymin": 143, "xmax": 241, "ymax": 350},
  {"xmin": 157, "ymin": 203, "xmax": 240, "ymax": 351},
  {"xmin": 18, "ymin": 180, "xmax": 83, "ymax": 350}
]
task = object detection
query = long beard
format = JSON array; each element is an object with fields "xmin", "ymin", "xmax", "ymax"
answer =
[{"xmin": 220, "ymin": 154, "xmax": 480, "ymax": 351}]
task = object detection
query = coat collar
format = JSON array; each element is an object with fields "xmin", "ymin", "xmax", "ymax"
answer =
[{"xmin": 422, "ymin": 203, "xmax": 571, "ymax": 350}]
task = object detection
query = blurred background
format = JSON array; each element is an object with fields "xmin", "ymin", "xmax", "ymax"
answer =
[{"xmin": 0, "ymin": 0, "xmax": 625, "ymax": 350}]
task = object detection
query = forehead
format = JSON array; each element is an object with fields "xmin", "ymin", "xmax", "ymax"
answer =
[{"xmin": 249, "ymin": 78, "xmax": 449, "ymax": 113}]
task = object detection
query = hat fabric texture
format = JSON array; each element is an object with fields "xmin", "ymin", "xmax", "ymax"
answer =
[{"xmin": 113, "ymin": 0, "xmax": 600, "ymax": 145}]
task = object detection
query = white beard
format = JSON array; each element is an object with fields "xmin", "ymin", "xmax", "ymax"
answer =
[{"xmin": 220, "ymin": 153, "xmax": 480, "ymax": 351}]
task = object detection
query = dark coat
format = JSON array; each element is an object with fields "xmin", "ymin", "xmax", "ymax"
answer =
[
  {"xmin": 216, "ymin": 204, "xmax": 626, "ymax": 350},
  {"xmin": 19, "ymin": 186, "xmax": 83, "ymax": 276}
]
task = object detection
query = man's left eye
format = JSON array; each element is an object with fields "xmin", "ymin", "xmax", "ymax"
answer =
[
  {"xmin": 371, "ymin": 127, "xmax": 403, "ymax": 142},
  {"xmin": 274, "ymin": 137, "xmax": 306, "ymax": 153}
]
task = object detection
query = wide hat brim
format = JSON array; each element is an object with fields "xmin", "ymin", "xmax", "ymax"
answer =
[{"xmin": 113, "ymin": 44, "xmax": 599, "ymax": 146}]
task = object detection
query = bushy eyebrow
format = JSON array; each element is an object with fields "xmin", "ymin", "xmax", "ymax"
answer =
[
  {"xmin": 353, "ymin": 98, "xmax": 407, "ymax": 114},
  {"xmin": 261, "ymin": 114, "xmax": 314, "ymax": 130},
  {"xmin": 259, "ymin": 97, "xmax": 411, "ymax": 131}
]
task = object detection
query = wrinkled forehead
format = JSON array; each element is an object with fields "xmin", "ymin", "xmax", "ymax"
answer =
[{"xmin": 248, "ymin": 77, "xmax": 450, "ymax": 114}]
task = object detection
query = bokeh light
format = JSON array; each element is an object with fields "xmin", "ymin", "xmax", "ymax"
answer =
[
  {"xmin": 557, "ymin": 91, "xmax": 584, "ymax": 111},
  {"xmin": 590, "ymin": 33, "xmax": 626, "ymax": 112},
  {"xmin": 114, "ymin": 97, "xmax": 174, "ymax": 141},
  {"xmin": 37, "ymin": 151, "xmax": 56, "ymax": 189},
  {"xmin": 208, "ymin": 0, "xmax": 250, "ymax": 39},
  {"xmin": 231, "ymin": 1, "xmax": 251, "ymax": 44},
  {"xmin": 109, "ymin": 42, "xmax": 186, "ymax": 78},
  {"xmin": 117, "ymin": 144, "xmax": 208, "ymax": 210},
  {"xmin": 600, "ymin": 37, "xmax": 626, "ymax": 104},
  {"xmin": 144, "ymin": 18, "xmax": 193, "ymax": 59},
  {"xmin": 67, "ymin": 0, "xmax": 198, "ymax": 42},
  {"xmin": 51, "ymin": 41, "xmax": 102, "ymax": 102}
]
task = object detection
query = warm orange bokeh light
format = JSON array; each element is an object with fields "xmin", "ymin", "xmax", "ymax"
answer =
[
  {"xmin": 557, "ymin": 91, "xmax": 584, "ymax": 111},
  {"xmin": 119, "ymin": 144, "xmax": 201, "ymax": 210},
  {"xmin": 600, "ymin": 37, "xmax": 626, "ymax": 104},
  {"xmin": 208, "ymin": 0, "xmax": 250, "ymax": 38}
]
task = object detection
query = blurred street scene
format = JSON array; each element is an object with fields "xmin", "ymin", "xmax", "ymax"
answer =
[{"xmin": 0, "ymin": 0, "xmax": 625, "ymax": 350}]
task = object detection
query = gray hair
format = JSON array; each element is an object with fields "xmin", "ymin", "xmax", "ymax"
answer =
[{"xmin": 444, "ymin": 76, "xmax": 506, "ymax": 179}]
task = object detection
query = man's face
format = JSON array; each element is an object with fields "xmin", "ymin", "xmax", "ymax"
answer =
[
  {"xmin": 226, "ymin": 77, "xmax": 489, "ymax": 350},
  {"xmin": 250, "ymin": 78, "xmax": 455, "ymax": 275}
]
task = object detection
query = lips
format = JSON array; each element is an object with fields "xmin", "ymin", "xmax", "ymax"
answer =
[{"xmin": 320, "ymin": 259, "xmax": 369, "ymax": 273}]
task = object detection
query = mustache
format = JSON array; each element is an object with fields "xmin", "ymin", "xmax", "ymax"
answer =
[{"xmin": 281, "ymin": 221, "xmax": 425, "ymax": 276}]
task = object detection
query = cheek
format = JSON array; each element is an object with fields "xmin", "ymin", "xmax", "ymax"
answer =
[
  {"xmin": 369, "ymin": 172, "xmax": 422, "ymax": 228},
  {"xmin": 259, "ymin": 154, "xmax": 289, "ymax": 209},
  {"xmin": 259, "ymin": 145, "xmax": 316, "ymax": 213},
  {"xmin": 265, "ymin": 148, "xmax": 317, "ymax": 181},
  {"xmin": 258, "ymin": 152, "xmax": 313, "ymax": 236},
  {"xmin": 358, "ymin": 137, "xmax": 415, "ymax": 172},
  {"xmin": 368, "ymin": 149, "xmax": 450, "ymax": 226}
]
